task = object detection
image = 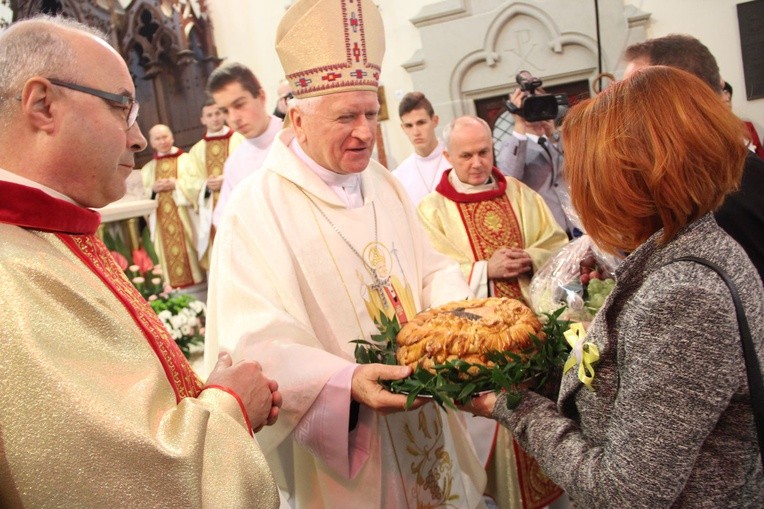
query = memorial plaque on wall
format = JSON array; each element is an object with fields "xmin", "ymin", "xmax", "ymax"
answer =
[{"xmin": 737, "ymin": 0, "xmax": 764, "ymax": 100}]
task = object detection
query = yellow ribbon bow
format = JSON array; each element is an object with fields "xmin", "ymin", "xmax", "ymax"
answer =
[{"xmin": 563, "ymin": 322, "xmax": 600, "ymax": 391}]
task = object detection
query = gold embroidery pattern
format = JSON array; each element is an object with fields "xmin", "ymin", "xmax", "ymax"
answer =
[
  {"xmin": 457, "ymin": 196, "xmax": 524, "ymax": 300},
  {"xmin": 403, "ymin": 408, "xmax": 460, "ymax": 508},
  {"xmin": 205, "ymin": 138, "xmax": 230, "ymax": 205},
  {"xmin": 156, "ymin": 158, "xmax": 194, "ymax": 287},
  {"xmin": 63, "ymin": 234, "xmax": 203, "ymax": 401}
]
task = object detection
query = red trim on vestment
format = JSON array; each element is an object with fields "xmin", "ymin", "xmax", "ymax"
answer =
[
  {"xmin": 55, "ymin": 233, "xmax": 203, "ymax": 402},
  {"xmin": 435, "ymin": 168, "xmax": 507, "ymax": 203},
  {"xmin": 0, "ymin": 181, "xmax": 100, "ymax": 234},
  {"xmin": 153, "ymin": 148, "xmax": 185, "ymax": 160},
  {"xmin": 512, "ymin": 438, "xmax": 563, "ymax": 509},
  {"xmin": 203, "ymin": 129, "xmax": 235, "ymax": 142},
  {"xmin": 204, "ymin": 385, "xmax": 254, "ymax": 438}
]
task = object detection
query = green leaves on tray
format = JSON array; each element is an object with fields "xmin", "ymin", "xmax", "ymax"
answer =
[{"xmin": 352, "ymin": 307, "xmax": 572, "ymax": 410}]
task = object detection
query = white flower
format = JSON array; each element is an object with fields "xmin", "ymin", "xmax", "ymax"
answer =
[
  {"xmin": 128, "ymin": 264, "xmax": 140, "ymax": 273},
  {"xmin": 170, "ymin": 314, "xmax": 188, "ymax": 330},
  {"xmin": 157, "ymin": 310, "xmax": 173, "ymax": 322},
  {"xmin": 189, "ymin": 300, "xmax": 205, "ymax": 314}
]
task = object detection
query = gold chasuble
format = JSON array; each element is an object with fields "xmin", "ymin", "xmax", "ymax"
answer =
[
  {"xmin": 142, "ymin": 150, "xmax": 204, "ymax": 288},
  {"xmin": 418, "ymin": 168, "xmax": 568, "ymax": 509},
  {"xmin": 189, "ymin": 129, "xmax": 244, "ymax": 270},
  {"xmin": 0, "ymin": 181, "xmax": 278, "ymax": 508},
  {"xmin": 204, "ymin": 130, "xmax": 234, "ymax": 205},
  {"xmin": 450, "ymin": 174, "xmax": 525, "ymax": 300}
]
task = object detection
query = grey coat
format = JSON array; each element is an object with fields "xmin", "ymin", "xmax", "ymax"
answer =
[
  {"xmin": 494, "ymin": 214, "xmax": 764, "ymax": 508},
  {"xmin": 496, "ymin": 133, "xmax": 576, "ymax": 235}
]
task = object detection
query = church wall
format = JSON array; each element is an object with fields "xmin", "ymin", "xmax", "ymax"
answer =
[{"xmin": 207, "ymin": 0, "xmax": 763, "ymax": 168}]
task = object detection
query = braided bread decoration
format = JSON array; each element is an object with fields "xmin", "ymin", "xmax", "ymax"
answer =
[{"xmin": 396, "ymin": 297, "xmax": 544, "ymax": 374}]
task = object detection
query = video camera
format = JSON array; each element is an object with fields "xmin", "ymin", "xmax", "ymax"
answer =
[{"xmin": 506, "ymin": 71, "xmax": 569, "ymax": 123}]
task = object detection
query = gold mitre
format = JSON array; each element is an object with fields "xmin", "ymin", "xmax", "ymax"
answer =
[{"xmin": 275, "ymin": 0, "xmax": 385, "ymax": 99}]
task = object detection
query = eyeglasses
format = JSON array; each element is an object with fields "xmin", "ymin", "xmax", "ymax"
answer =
[{"xmin": 48, "ymin": 78, "xmax": 140, "ymax": 128}]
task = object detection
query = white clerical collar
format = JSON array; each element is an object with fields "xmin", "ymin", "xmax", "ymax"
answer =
[
  {"xmin": 0, "ymin": 167, "xmax": 78, "ymax": 204},
  {"xmin": 247, "ymin": 116, "xmax": 282, "ymax": 149},
  {"xmin": 157, "ymin": 146, "xmax": 181, "ymax": 157},
  {"xmin": 416, "ymin": 140, "xmax": 445, "ymax": 162},
  {"xmin": 448, "ymin": 168, "xmax": 496, "ymax": 194},
  {"xmin": 206, "ymin": 125, "xmax": 231, "ymax": 137},
  {"xmin": 290, "ymin": 137, "xmax": 363, "ymax": 208}
]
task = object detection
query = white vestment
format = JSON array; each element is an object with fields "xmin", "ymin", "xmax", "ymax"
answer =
[
  {"xmin": 212, "ymin": 115, "xmax": 282, "ymax": 226},
  {"xmin": 205, "ymin": 129, "xmax": 487, "ymax": 509},
  {"xmin": 392, "ymin": 140, "xmax": 450, "ymax": 206}
]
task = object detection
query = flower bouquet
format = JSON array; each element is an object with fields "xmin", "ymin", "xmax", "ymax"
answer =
[
  {"xmin": 109, "ymin": 245, "xmax": 206, "ymax": 359},
  {"xmin": 529, "ymin": 235, "xmax": 622, "ymax": 322}
]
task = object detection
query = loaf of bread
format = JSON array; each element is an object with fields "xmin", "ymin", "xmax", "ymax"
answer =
[{"xmin": 395, "ymin": 297, "xmax": 544, "ymax": 374}]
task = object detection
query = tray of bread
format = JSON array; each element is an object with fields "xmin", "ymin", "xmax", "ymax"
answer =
[{"xmin": 353, "ymin": 297, "xmax": 570, "ymax": 409}]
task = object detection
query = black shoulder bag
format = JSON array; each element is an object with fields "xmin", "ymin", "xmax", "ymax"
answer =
[{"xmin": 666, "ymin": 256, "xmax": 764, "ymax": 467}]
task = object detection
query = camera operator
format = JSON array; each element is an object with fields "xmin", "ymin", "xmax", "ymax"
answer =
[{"xmin": 496, "ymin": 87, "xmax": 580, "ymax": 238}]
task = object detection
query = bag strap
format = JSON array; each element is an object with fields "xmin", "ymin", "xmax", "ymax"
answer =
[{"xmin": 665, "ymin": 256, "xmax": 764, "ymax": 467}]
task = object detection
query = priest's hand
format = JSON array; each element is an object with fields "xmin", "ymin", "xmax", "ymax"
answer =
[
  {"xmin": 152, "ymin": 178, "xmax": 176, "ymax": 193},
  {"xmin": 488, "ymin": 247, "xmax": 532, "ymax": 280},
  {"xmin": 351, "ymin": 364, "xmax": 426, "ymax": 414},
  {"xmin": 206, "ymin": 351, "xmax": 282, "ymax": 432},
  {"xmin": 206, "ymin": 175, "xmax": 223, "ymax": 192}
]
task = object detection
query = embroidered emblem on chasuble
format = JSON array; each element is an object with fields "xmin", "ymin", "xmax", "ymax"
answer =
[
  {"xmin": 57, "ymin": 233, "xmax": 203, "ymax": 401},
  {"xmin": 204, "ymin": 137, "xmax": 230, "ymax": 205},
  {"xmin": 360, "ymin": 241, "xmax": 417, "ymax": 327},
  {"xmin": 456, "ymin": 195, "xmax": 524, "ymax": 300},
  {"xmin": 399, "ymin": 408, "xmax": 458, "ymax": 507},
  {"xmin": 155, "ymin": 157, "xmax": 194, "ymax": 288}
]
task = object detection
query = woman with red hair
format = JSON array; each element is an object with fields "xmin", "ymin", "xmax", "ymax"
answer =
[{"xmin": 465, "ymin": 66, "xmax": 764, "ymax": 507}]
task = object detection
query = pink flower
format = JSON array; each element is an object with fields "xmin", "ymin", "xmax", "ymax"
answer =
[
  {"xmin": 110, "ymin": 251, "xmax": 129, "ymax": 271},
  {"xmin": 132, "ymin": 248, "xmax": 154, "ymax": 274},
  {"xmin": 148, "ymin": 295, "xmax": 158, "ymax": 301}
]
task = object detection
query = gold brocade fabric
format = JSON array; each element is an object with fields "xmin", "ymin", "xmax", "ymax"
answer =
[
  {"xmin": 59, "ymin": 233, "xmax": 203, "ymax": 400},
  {"xmin": 205, "ymin": 137, "xmax": 230, "ymax": 206},
  {"xmin": 155, "ymin": 156, "xmax": 195, "ymax": 287},
  {"xmin": 457, "ymin": 195, "xmax": 524, "ymax": 300},
  {"xmin": 276, "ymin": 0, "xmax": 385, "ymax": 98},
  {"xmin": 0, "ymin": 225, "xmax": 279, "ymax": 508}
]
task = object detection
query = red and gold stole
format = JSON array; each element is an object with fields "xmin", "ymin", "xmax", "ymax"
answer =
[
  {"xmin": 0, "ymin": 181, "xmax": 203, "ymax": 401},
  {"xmin": 435, "ymin": 168, "xmax": 524, "ymax": 300},
  {"xmin": 435, "ymin": 170, "xmax": 562, "ymax": 508},
  {"xmin": 154, "ymin": 150, "xmax": 194, "ymax": 288},
  {"xmin": 203, "ymin": 129, "xmax": 235, "ymax": 207}
]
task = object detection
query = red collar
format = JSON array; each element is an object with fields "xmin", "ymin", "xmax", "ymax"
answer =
[
  {"xmin": 435, "ymin": 168, "xmax": 507, "ymax": 203},
  {"xmin": 203, "ymin": 129, "xmax": 235, "ymax": 142},
  {"xmin": 0, "ymin": 181, "xmax": 100, "ymax": 234},
  {"xmin": 153, "ymin": 148, "xmax": 184, "ymax": 160}
]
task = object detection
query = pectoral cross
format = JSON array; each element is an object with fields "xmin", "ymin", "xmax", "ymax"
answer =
[{"xmin": 369, "ymin": 268, "xmax": 391, "ymax": 302}]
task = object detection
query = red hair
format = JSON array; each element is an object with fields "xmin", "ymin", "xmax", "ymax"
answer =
[{"xmin": 563, "ymin": 66, "xmax": 747, "ymax": 254}]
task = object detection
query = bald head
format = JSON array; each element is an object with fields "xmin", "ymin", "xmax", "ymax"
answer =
[
  {"xmin": 149, "ymin": 124, "xmax": 175, "ymax": 154},
  {"xmin": 443, "ymin": 116, "xmax": 494, "ymax": 186},
  {"xmin": 443, "ymin": 115, "xmax": 492, "ymax": 152},
  {"xmin": 0, "ymin": 16, "xmax": 108, "ymax": 125},
  {"xmin": 0, "ymin": 15, "xmax": 147, "ymax": 208}
]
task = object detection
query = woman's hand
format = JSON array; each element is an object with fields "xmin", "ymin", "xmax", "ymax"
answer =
[{"xmin": 459, "ymin": 390, "xmax": 499, "ymax": 419}]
